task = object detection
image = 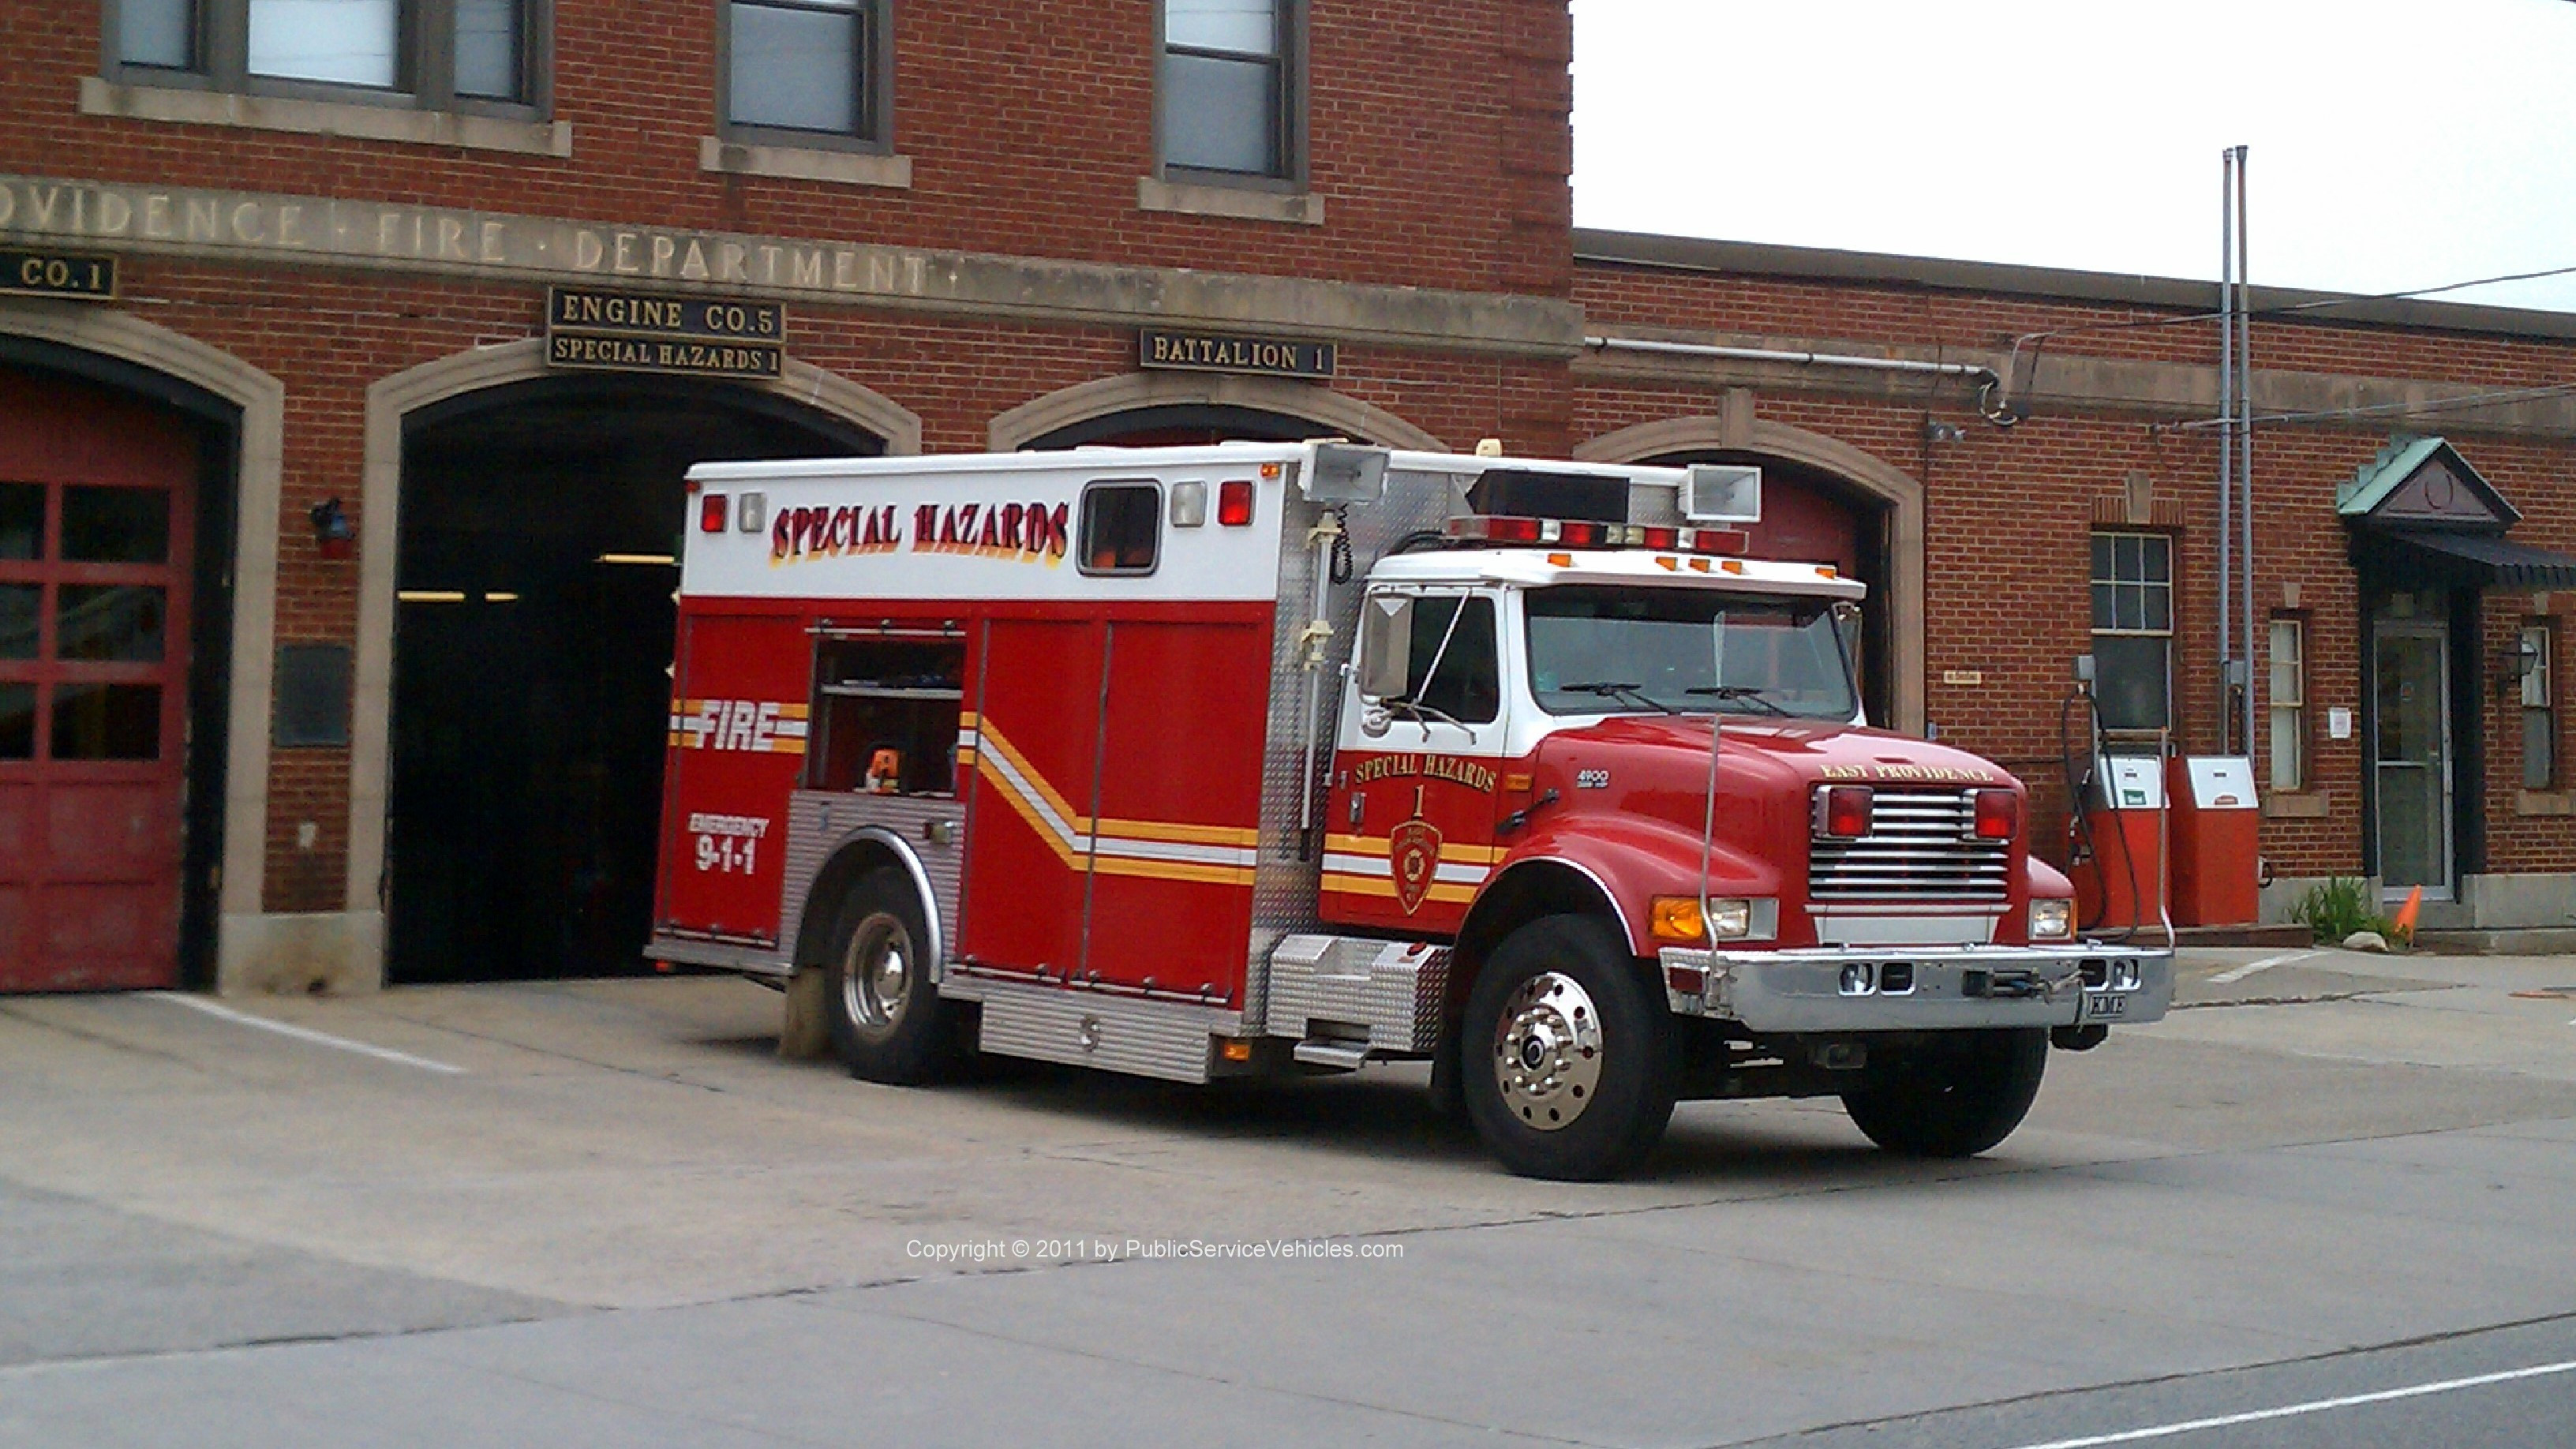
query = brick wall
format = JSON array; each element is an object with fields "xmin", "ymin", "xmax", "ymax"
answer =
[
  {"xmin": 0, "ymin": 0, "xmax": 1572, "ymax": 298},
  {"xmin": 1572, "ymin": 260, "xmax": 2576, "ymax": 881}
]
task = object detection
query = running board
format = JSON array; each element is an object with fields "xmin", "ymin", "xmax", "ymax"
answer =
[{"xmin": 1290, "ymin": 1040, "xmax": 1371, "ymax": 1071}]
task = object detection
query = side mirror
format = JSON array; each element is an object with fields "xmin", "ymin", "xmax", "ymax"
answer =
[{"xmin": 1359, "ymin": 593, "xmax": 1413, "ymax": 700}]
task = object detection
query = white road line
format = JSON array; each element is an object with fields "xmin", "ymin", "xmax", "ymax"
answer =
[
  {"xmin": 148, "ymin": 993, "xmax": 466, "ymax": 1074},
  {"xmin": 2207, "ymin": 949, "xmax": 2323, "ymax": 985},
  {"xmin": 2004, "ymin": 1357, "xmax": 2576, "ymax": 1449}
]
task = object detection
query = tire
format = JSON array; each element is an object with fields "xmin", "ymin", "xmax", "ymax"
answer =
[
  {"xmin": 1839, "ymin": 1028, "xmax": 2048, "ymax": 1158},
  {"xmin": 1460, "ymin": 915, "xmax": 1677, "ymax": 1181},
  {"xmin": 821, "ymin": 867, "xmax": 959, "ymax": 1085}
]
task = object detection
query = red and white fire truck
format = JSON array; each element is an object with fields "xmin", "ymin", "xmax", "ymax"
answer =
[{"xmin": 649, "ymin": 442, "xmax": 2172, "ymax": 1179}]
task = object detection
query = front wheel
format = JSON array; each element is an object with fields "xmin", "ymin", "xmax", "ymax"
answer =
[
  {"xmin": 821, "ymin": 867, "xmax": 960, "ymax": 1085},
  {"xmin": 1460, "ymin": 915, "xmax": 1676, "ymax": 1181},
  {"xmin": 1839, "ymin": 1028, "xmax": 2048, "ymax": 1157}
]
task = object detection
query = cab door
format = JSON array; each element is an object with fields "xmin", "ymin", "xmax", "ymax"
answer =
[{"xmin": 1321, "ymin": 590, "xmax": 1508, "ymax": 935}]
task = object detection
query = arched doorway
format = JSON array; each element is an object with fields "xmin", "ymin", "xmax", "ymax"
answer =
[
  {"xmin": 1025, "ymin": 402, "xmax": 1330, "ymax": 448},
  {"xmin": 388, "ymin": 376, "xmax": 882, "ymax": 982},
  {"xmin": 1578, "ymin": 415, "xmax": 1926, "ymax": 735},
  {"xmin": 0, "ymin": 363, "xmax": 233, "ymax": 992},
  {"xmin": 1643, "ymin": 450, "xmax": 1892, "ymax": 727},
  {"xmin": 987, "ymin": 373, "xmax": 1445, "ymax": 453}
]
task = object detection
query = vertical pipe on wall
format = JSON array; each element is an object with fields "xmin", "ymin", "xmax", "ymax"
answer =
[
  {"xmin": 2216, "ymin": 148, "xmax": 2236, "ymax": 754},
  {"xmin": 2237, "ymin": 148, "xmax": 2257, "ymax": 765}
]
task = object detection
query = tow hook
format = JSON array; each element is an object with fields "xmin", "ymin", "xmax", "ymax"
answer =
[
  {"xmin": 2051, "ymin": 1024, "xmax": 2109, "ymax": 1051},
  {"xmin": 1962, "ymin": 967, "xmax": 2079, "ymax": 1001}
]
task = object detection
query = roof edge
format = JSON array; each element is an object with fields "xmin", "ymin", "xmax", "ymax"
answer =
[{"xmin": 1572, "ymin": 229, "xmax": 2576, "ymax": 343}]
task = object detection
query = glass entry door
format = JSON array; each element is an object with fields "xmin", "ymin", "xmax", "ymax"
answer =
[{"xmin": 2374, "ymin": 621, "xmax": 2452, "ymax": 899}]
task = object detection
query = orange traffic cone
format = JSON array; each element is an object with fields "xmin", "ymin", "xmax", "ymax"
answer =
[{"xmin": 2390, "ymin": 886, "xmax": 2423, "ymax": 947}]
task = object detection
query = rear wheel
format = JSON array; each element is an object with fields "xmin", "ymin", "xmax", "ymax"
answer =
[
  {"xmin": 1461, "ymin": 915, "xmax": 1676, "ymax": 1181},
  {"xmin": 1839, "ymin": 1028, "xmax": 2048, "ymax": 1157},
  {"xmin": 822, "ymin": 867, "xmax": 960, "ymax": 1084}
]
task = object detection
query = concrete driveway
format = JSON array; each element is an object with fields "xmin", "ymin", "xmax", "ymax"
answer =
[{"xmin": 2, "ymin": 945, "xmax": 2571, "ymax": 1445}]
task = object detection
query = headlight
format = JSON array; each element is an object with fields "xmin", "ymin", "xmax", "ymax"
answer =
[
  {"xmin": 1648, "ymin": 896, "xmax": 1766, "ymax": 943},
  {"xmin": 2029, "ymin": 897, "xmax": 2074, "ymax": 941},
  {"xmin": 1705, "ymin": 898, "xmax": 1754, "ymax": 940}
]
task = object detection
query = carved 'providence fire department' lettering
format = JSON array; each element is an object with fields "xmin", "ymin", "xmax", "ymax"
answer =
[{"xmin": 1350, "ymin": 754, "xmax": 1499, "ymax": 794}]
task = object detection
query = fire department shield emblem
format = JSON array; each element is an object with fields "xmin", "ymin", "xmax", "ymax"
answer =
[{"xmin": 1388, "ymin": 817, "xmax": 1443, "ymax": 916}]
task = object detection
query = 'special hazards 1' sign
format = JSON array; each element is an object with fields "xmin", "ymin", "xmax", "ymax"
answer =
[{"xmin": 545, "ymin": 285, "xmax": 783, "ymax": 378}]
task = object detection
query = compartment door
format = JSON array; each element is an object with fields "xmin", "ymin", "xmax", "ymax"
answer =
[
  {"xmin": 959, "ymin": 618, "xmax": 1104, "ymax": 975},
  {"xmin": 1081, "ymin": 614, "xmax": 1270, "ymax": 1003},
  {"xmin": 653, "ymin": 612, "xmax": 811, "ymax": 945}
]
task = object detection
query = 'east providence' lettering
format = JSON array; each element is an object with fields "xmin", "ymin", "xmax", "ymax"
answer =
[{"xmin": 1140, "ymin": 328, "xmax": 1335, "ymax": 380}]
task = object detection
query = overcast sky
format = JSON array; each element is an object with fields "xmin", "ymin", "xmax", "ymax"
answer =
[{"xmin": 1571, "ymin": 0, "xmax": 2576, "ymax": 313}]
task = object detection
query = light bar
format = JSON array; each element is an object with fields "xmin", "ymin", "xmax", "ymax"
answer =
[{"xmin": 1442, "ymin": 515, "xmax": 1751, "ymax": 555}]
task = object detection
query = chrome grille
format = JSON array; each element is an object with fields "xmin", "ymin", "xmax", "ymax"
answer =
[{"xmin": 1809, "ymin": 788, "xmax": 2010, "ymax": 901}]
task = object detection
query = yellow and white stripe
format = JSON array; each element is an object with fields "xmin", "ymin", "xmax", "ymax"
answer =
[
  {"xmin": 1319, "ymin": 832, "xmax": 1501, "ymax": 907},
  {"xmin": 965, "ymin": 715, "xmax": 1260, "ymax": 886}
]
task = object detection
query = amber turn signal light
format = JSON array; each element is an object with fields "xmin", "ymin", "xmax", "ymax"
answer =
[{"xmin": 1649, "ymin": 896, "xmax": 1705, "ymax": 943}]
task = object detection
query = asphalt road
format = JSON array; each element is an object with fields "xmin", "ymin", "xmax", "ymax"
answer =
[{"xmin": 2, "ymin": 944, "xmax": 2572, "ymax": 1447}]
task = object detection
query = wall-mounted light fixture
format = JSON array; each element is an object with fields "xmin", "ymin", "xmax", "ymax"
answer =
[
  {"xmin": 309, "ymin": 497, "xmax": 355, "ymax": 560},
  {"xmin": 2492, "ymin": 635, "xmax": 2543, "ymax": 698}
]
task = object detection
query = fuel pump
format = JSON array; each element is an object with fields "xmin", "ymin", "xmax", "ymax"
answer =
[{"xmin": 2061, "ymin": 657, "xmax": 2174, "ymax": 942}]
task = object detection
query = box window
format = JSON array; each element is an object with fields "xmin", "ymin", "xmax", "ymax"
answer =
[
  {"xmin": 807, "ymin": 638, "xmax": 963, "ymax": 796},
  {"xmin": 1078, "ymin": 482, "xmax": 1162, "ymax": 576},
  {"xmin": 2522, "ymin": 621, "xmax": 2556, "ymax": 791},
  {"xmin": 2090, "ymin": 532, "xmax": 2172, "ymax": 733},
  {"xmin": 110, "ymin": 0, "xmax": 538, "ymax": 108},
  {"xmin": 724, "ymin": 0, "xmax": 887, "ymax": 142},
  {"xmin": 2268, "ymin": 616, "xmax": 2305, "ymax": 792},
  {"xmin": 1160, "ymin": 0, "xmax": 1300, "ymax": 180}
]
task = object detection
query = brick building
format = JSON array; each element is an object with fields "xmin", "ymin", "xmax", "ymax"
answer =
[{"xmin": 2, "ymin": 0, "xmax": 2569, "ymax": 994}]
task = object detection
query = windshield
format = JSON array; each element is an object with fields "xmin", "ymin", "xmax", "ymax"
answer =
[{"xmin": 1525, "ymin": 585, "xmax": 1857, "ymax": 720}]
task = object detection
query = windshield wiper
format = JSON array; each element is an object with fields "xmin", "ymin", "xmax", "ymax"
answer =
[
  {"xmin": 1686, "ymin": 683, "xmax": 1793, "ymax": 717},
  {"xmin": 1387, "ymin": 696, "xmax": 1468, "ymax": 730},
  {"xmin": 1558, "ymin": 681, "xmax": 1678, "ymax": 714}
]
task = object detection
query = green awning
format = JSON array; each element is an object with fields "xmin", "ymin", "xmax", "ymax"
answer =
[{"xmin": 2352, "ymin": 528, "xmax": 2576, "ymax": 590}]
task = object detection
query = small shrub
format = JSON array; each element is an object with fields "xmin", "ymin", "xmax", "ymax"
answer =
[{"xmin": 2290, "ymin": 877, "xmax": 2402, "ymax": 945}]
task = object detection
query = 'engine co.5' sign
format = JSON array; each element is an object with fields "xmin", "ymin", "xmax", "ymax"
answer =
[{"xmin": 545, "ymin": 285, "xmax": 784, "ymax": 379}]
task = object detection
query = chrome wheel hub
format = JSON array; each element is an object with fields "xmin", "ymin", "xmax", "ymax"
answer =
[
  {"xmin": 841, "ymin": 913, "xmax": 913, "ymax": 1042},
  {"xmin": 1492, "ymin": 971, "xmax": 1603, "ymax": 1132}
]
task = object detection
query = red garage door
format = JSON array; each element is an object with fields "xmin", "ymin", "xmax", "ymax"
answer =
[{"xmin": 0, "ymin": 371, "xmax": 199, "ymax": 992}]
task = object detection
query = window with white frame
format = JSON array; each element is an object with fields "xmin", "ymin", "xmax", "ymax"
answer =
[
  {"xmin": 2090, "ymin": 532, "xmax": 2172, "ymax": 732},
  {"xmin": 2268, "ymin": 616, "xmax": 2305, "ymax": 791},
  {"xmin": 724, "ymin": 0, "xmax": 888, "ymax": 143},
  {"xmin": 2523, "ymin": 620, "xmax": 2557, "ymax": 792},
  {"xmin": 109, "ymin": 0, "xmax": 537, "ymax": 106},
  {"xmin": 1160, "ymin": 0, "xmax": 1300, "ymax": 180}
]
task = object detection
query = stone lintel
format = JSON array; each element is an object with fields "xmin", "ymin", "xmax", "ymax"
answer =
[{"xmin": 0, "ymin": 172, "xmax": 1571, "ymax": 358}]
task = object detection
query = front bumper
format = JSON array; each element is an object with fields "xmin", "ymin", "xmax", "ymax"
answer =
[{"xmin": 1657, "ymin": 942, "xmax": 2174, "ymax": 1034}]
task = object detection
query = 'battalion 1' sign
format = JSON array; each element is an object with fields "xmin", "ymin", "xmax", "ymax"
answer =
[
  {"xmin": 0, "ymin": 248, "xmax": 115, "ymax": 300},
  {"xmin": 1139, "ymin": 328, "xmax": 1335, "ymax": 380},
  {"xmin": 545, "ymin": 285, "xmax": 784, "ymax": 379}
]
